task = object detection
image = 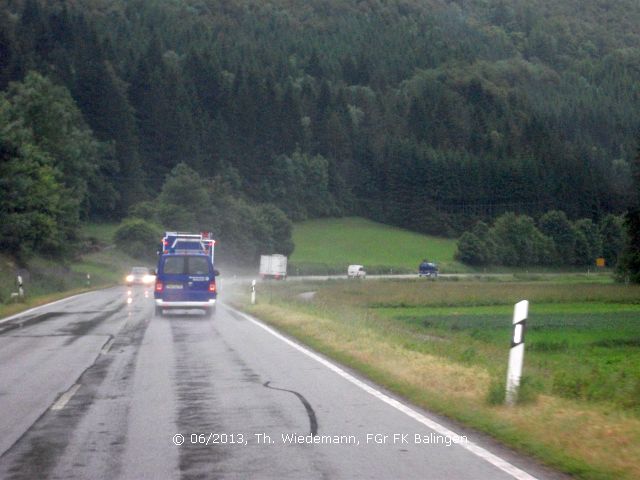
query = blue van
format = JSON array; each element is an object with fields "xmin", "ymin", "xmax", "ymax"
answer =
[
  {"xmin": 418, "ymin": 260, "xmax": 439, "ymax": 278},
  {"xmin": 154, "ymin": 252, "xmax": 218, "ymax": 317}
]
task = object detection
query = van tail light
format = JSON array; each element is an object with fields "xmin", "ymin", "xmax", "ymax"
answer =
[
  {"xmin": 208, "ymin": 281, "xmax": 217, "ymax": 293},
  {"xmin": 155, "ymin": 281, "xmax": 163, "ymax": 292}
]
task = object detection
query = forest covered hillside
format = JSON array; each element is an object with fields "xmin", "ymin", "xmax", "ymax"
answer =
[{"xmin": 1, "ymin": 0, "xmax": 639, "ymax": 257}]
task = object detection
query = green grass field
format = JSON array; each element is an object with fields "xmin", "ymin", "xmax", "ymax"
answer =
[
  {"xmin": 81, "ymin": 222, "xmax": 121, "ymax": 244},
  {"xmin": 291, "ymin": 217, "xmax": 464, "ymax": 273},
  {"xmin": 307, "ymin": 280, "xmax": 640, "ymax": 413},
  {"xmin": 375, "ymin": 304, "xmax": 640, "ymax": 411}
]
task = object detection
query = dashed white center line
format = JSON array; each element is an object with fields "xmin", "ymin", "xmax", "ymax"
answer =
[
  {"xmin": 51, "ymin": 383, "xmax": 81, "ymax": 411},
  {"xmin": 101, "ymin": 337, "xmax": 115, "ymax": 355}
]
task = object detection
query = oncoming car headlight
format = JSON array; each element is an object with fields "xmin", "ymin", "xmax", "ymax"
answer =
[
  {"xmin": 126, "ymin": 274, "xmax": 134, "ymax": 282},
  {"xmin": 143, "ymin": 274, "xmax": 155, "ymax": 284}
]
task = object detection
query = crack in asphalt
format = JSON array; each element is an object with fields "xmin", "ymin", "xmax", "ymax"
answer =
[
  {"xmin": 263, "ymin": 381, "xmax": 318, "ymax": 437},
  {"xmin": 0, "ymin": 309, "xmax": 118, "ymax": 336},
  {"xmin": 60, "ymin": 304, "xmax": 127, "ymax": 345},
  {"xmin": 0, "ymin": 312, "xmax": 68, "ymax": 335},
  {"xmin": 0, "ymin": 302, "xmax": 130, "ymax": 342}
]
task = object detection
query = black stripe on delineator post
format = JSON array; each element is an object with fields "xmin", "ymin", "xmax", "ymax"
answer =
[
  {"xmin": 506, "ymin": 300, "xmax": 529, "ymax": 406},
  {"xmin": 510, "ymin": 320, "xmax": 526, "ymax": 348}
]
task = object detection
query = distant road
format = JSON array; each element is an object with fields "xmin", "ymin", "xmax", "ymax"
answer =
[
  {"xmin": 0, "ymin": 286, "xmax": 565, "ymax": 479},
  {"xmin": 236, "ymin": 273, "xmax": 515, "ymax": 283},
  {"xmin": 294, "ymin": 273, "xmax": 513, "ymax": 280},
  {"xmin": 236, "ymin": 272, "xmax": 595, "ymax": 283}
]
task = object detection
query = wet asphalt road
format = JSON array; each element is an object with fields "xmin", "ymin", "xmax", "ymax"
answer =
[{"xmin": 0, "ymin": 286, "xmax": 564, "ymax": 480}]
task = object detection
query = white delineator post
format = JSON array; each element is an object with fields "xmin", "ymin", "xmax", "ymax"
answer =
[
  {"xmin": 251, "ymin": 280, "xmax": 256, "ymax": 305},
  {"xmin": 17, "ymin": 274, "xmax": 24, "ymax": 298},
  {"xmin": 505, "ymin": 300, "xmax": 528, "ymax": 406}
]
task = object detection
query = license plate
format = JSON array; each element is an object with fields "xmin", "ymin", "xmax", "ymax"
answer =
[{"xmin": 166, "ymin": 284, "xmax": 183, "ymax": 289}]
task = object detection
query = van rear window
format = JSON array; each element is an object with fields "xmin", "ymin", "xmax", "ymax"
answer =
[
  {"xmin": 162, "ymin": 256, "xmax": 211, "ymax": 275},
  {"xmin": 163, "ymin": 257, "xmax": 184, "ymax": 274},
  {"xmin": 187, "ymin": 256, "xmax": 210, "ymax": 275}
]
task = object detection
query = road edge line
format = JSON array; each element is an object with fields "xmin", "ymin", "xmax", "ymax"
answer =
[{"xmin": 225, "ymin": 305, "xmax": 538, "ymax": 480}]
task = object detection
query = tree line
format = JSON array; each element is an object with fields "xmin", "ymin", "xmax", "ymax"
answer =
[
  {"xmin": 0, "ymin": 72, "xmax": 296, "ymax": 263},
  {"xmin": 0, "ymin": 72, "xmax": 114, "ymax": 258},
  {"xmin": 455, "ymin": 210, "xmax": 624, "ymax": 268},
  {"xmin": 1, "ymin": 0, "xmax": 640, "ymax": 268},
  {"xmin": 119, "ymin": 162, "xmax": 295, "ymax": 265}
]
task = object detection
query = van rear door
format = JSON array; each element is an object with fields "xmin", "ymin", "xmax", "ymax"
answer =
[
  {"xmin": 159, "ymin": 255, "xmax": 213, "ymax": 302},
  {"xmin": 185, "ymin": 255, "xmax": 213, "ymax": 301},
  {"xmin": 158, "ymin": 256, "xmax": 186, "ymax": 301}
]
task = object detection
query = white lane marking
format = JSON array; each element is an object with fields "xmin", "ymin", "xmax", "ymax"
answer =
[
  {"xmin": 101, "ymin": 337, "xmax": 115, "ymax": 355},
  {"xmin": 0, "ymin": 291, "xmax": 97, "ymax": 325},
  {"xmin": 226, "ymin": 306, "xmax": 538, "ymax": 480},
  {"xmin": 51, "ymin": 383, "xmax": 81, "ymax": 411}
]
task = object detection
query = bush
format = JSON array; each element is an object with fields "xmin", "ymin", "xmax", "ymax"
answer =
[
  {"xmin": 600, "ymin": 214, "xmax": 624, "ymax": 267},
  {"xmin": 114, "ymin": 219, "xmax": 162, "ymax": 260},
  {"xmin": 572, "ymin": 228, "xmax": 592, "ymax": 266},
  {"xmin": 617, "ymin": 208, "xmax": 640, "ymax": 282},
  {"xmin": 157, "ymin": 163, "xmax": 215, "ymax": 231},
  {"xmin": 492, "ymin": 213, "xmax": 554, "ymax": 266},
  {"xmin": 539, "ymin": 210, "xmax": 576, "ymax": 264},
  {"xmin": 128, "ymin": 201, "xmax": 158, "ymax": 220},
  {"xmin": 574, "ymin": 218, "xmax": 602, "ymax": 265},
  {"xmin": 257, "ymin": 204, "xmax": 295, "ymax": 256},
  {"xmin": 455, "ymin": 232, "xmax": 487, "ymax": 265},
  {"xmin": 455, "ymin": 210, "xmax": 625, "ymax": 268}
]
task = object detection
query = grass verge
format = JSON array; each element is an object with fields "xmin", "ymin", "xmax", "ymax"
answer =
[
  {"xmin": 0, "ymin": 223, "xmax": 146, "ymax": 319},
  {"xmin": 0, "ymin": 287, "xmax": 99, "ymax": 319},
  {"xmin": 229, "ymin": 279, "xmax": 640, "ymax": 480}
]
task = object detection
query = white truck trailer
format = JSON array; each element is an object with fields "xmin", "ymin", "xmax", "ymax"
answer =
[{"xmin": 259, "ymin": 254, "xmax": 287, "ymax": 280}]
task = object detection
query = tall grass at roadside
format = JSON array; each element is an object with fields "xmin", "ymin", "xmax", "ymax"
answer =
[
  {"xmin": 0, "ymin": 223, "xmax": 145, "ymax": 318},
  {"xmin": 311, "ymin": 281, "xmax": 640, "ymax": 412},
  {"xmin": 230, "ymin": 278, "xmax": 640, "ymax": 479},
  {"xmin": 0, "ymin": 250, "xmax": 135, "ymax": 319},
  {"xmin": 81, "ymin": 222, "xmax": 121, "ymax": 244}
]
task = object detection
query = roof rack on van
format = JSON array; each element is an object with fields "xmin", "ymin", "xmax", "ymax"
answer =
[{"xmin": 161, "ymin": 231, "xmax": 216, "ymax": 263}]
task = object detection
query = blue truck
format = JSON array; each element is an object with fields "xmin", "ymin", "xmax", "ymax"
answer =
[{"xmin": 154, "ymin": 232, "xmax": 218, "ymax": 317}]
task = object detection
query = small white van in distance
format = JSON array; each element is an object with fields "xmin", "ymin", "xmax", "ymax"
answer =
[{"xmin": 347, "ymin": 265, "xmax": 366, "ymax": 278}]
